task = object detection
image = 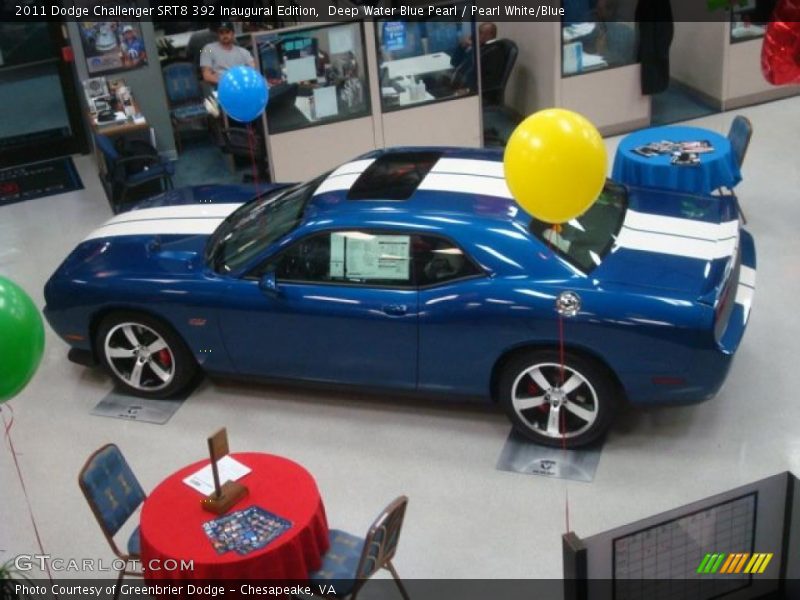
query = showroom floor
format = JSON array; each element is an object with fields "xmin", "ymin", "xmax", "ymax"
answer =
[{"xmin": 1, "ymin": 96, "xmax": 799, "ymax": 583}]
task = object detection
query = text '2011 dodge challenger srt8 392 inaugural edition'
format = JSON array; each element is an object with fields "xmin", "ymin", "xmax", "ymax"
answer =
[{"xmin": 44, "ymin": 147, "xmax": 756, "ymax": 447}]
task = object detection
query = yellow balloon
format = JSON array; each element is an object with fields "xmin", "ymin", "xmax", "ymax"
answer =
[{"xmin": 503, "ymin": 108, "xmax": 607, "ymax": 224}]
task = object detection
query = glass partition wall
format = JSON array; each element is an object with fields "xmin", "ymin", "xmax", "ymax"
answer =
[
  {"xmin": 561, "ymin": 0, "xmax": 637, "ymax": 76},
  {"xmin": 374, "ymin": 8, "xmax": 477, "ymax": 111},
  {"xmin": 253, "ymin": 22, "xmax": 372, "ymax": 135}
]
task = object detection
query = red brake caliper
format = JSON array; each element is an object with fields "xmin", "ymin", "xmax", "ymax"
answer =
[
  {"xmin": 528, "ymin": 381, "xmax": 548, "ymax": 412},
  {"xmin": 157, "ymin": 349, "xmax": 172, "ymax": 367}
]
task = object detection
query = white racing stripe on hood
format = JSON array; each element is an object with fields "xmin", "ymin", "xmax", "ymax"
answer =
[
  {"xmin": 83, "ymin": 203, "xmax": 242, "ymax": 241},
  {"xmin": 615, "ymin": 210, "xmax": 740, "ymax": 261}
]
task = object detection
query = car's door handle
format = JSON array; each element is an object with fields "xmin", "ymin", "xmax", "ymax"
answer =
[{"xmin": 382, "ymin": 304, "xmax": 408, "ymax": 316}]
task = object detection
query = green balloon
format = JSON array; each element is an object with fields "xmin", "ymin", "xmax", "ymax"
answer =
[{"xmin": 0, "ymin": 277, "xmax": 45, "ymax": 403}]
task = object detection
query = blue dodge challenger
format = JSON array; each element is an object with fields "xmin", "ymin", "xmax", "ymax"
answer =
[{"xmin": 44, "ymin": 147, "xmax": 756, "ymax": 447}]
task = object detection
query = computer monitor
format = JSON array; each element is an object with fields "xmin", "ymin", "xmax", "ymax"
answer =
[
  {"xmin": 258, "ymin": 42, "xmax": 282, "ymax": 82},
  {"xmin": 281, "ymin": 36, "xmax": 317, "ymax": 59}
]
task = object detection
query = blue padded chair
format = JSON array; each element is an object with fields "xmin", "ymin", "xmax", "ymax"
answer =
[
  {"xmin": 727, "ymin": 115, "xmax": 753, "ymax": 222},
  {"xmin": 95, "ymin": 133, "xmax": 174, "ymax": 214},
  {"xmin": 79, "ymin": 444, "xmax": 145, "ymax": 597},
  {"xmin": 162, "ymin": 61, "xmax": 209, "ymax": 152},
  {"xmin": 310, "ymin": 496, "xmax": 409, "ymax": 600},
  {"xmin": 728, "ymin": 115, "xmax": 753, "ymax": 169}
]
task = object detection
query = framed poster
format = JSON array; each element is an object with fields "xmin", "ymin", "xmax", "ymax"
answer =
[{"xmin": 79, "ymin": 21, "xmax": 147, "ymax": 75}]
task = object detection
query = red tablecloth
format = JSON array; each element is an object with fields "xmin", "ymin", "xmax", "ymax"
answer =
[{"xmin": 140, "ymin": 452, "xmax": 329, "ymax": 580}]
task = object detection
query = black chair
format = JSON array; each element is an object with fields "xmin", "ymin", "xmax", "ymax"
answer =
[
  {"xmin": 481, "ymin": 39, "xmax": 518, "ymax": 107},
  {"xmin": 162, "ymin": 61, "xmax": 209, "ymax": 153},
  {"xmin": 95, "ymin": 133, "xmax": 174, "ymax": 213},
  {"xmin": 220, "ymin": 126, "xmax": 269, "ymax": 182},
  {"xmin": 79, "ymin": 444, "xmax": 145, "ymax": 599},
  {"xmin": 309, "ymin": 496, "xmax": 410, "ymax": 600},
  {"xmin": 186, "ymin": 28, "xmax": 217, "ymax": 74}
]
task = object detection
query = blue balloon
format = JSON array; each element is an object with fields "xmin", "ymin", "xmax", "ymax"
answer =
[{"xmin": 217, "ymin": 66, "xmax": 269, "ymax": 123}]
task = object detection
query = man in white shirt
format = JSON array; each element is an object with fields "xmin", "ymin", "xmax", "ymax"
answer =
[{"xmin": 200, "ymin": 22, "xmax": 254, "ymax": 86}]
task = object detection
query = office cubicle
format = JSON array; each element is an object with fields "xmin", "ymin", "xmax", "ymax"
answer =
[
  {"xmin": 253, "ymin": 12, "xmax": 483, "ymax": 182},
  {"xmin": 253, "ymin": 22, "xmax": 376, "ymax": 181},
  {"xmin": 373, "ymin": 5, "xmax": 482, "ymax": 147}
]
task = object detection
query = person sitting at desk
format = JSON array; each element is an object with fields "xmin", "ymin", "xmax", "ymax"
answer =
[
  {"xmin": 200, "ymin": 21, "xmax": 254, "ymax": 86},
  {"xmin": 450, "ymin": 23, "xmax": 505, "ymax": 96}
]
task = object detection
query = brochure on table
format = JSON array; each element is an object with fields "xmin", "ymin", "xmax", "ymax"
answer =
[{"xmin": 183, "ymin": 455, "xmax": 252, "ymax": 496}]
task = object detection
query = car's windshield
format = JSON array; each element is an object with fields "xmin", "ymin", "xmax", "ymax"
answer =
[
  {"xmin": 207, "ymin": 174, "xmax": 327, "ymax": 274},
  {"xmin": 528, "ymin": 181, "xmax": 627, "ymax": 273}
]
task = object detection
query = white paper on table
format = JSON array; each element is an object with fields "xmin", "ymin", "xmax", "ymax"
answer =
[
  {"xmin": 182, "ymin": 455, "xmax": 252, "ymax": 496},
  {"xmin": 313, "ymin": 86, "xmax": 339, "ymax": 119},
  {"xmin": 328, "ymin": 27, "xmax": 354, "ymax": 54}
]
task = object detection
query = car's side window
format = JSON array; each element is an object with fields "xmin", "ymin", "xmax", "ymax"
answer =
[
  {"xmin": 254, "ymin": 230, "xmax": 414, "ymax": 288},
  {"xmin": 413, "ymin": 235, "xmax": 482, "ymax": 287}
]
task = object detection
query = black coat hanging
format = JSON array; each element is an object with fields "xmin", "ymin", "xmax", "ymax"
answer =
[{"xmin": 636, "ymin": 0, "xmax": 674, "ymax": 95}]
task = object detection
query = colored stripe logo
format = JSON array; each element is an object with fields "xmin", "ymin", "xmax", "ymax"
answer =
[{"xmin": 697, "ymin": 553, "xmax": 773, "ymax": 574}]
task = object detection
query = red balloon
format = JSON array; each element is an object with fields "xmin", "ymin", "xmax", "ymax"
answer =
[{"xmin": 762, "ymin": 0, "xmax": 800, "ymax": 85}]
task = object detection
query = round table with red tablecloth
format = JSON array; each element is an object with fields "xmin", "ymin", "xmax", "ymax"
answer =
[{"xmin": 140, "ymin": 452, "xmax": 329, "ymax": 580}]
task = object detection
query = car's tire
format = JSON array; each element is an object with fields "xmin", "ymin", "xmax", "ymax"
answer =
[
  {"xmin": 95, "ymin": 311, "xmax": 199, "ymax": 399},
  {"xmin": 498, "ymin": 349, "xmax": 618, "ymax": 448}
]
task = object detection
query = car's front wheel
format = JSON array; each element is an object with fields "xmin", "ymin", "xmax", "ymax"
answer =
[
  {"xmin": 498, "ymin": 350, "xmax": 618, "ymax": 448},
  {"xmin": 95, "ymin": 312, "xmax": 198, "ymax": 398}
]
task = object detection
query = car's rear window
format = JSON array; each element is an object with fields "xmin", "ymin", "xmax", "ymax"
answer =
[
  {"xmin": 528, "ymin": 181, "xmax": 628, "ymax": 273},
  {"xmin": 347, "ymin": 151, "xmax": 441, "ymax": 201}
]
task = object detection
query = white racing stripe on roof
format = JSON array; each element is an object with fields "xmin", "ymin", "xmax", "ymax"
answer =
[
  {"xmin": 418, "ymin": 173, "xmax": 513, "ymax": 199},
  {"xmin": 84, "ymin": 218, "xmax": 225, "ymax": 241},
  {"xmin": 615, "ymin": 228, "xmax": 738, "ymax": 260},
  {"xmin": 624, "ymin": 210, "xmax": 739, "ymax": 241},
  {"xmin": 431, "ymin": 158, "xmax": 505, "ymax": 178},
  {"xmin": 328, "ymin": 158, "xmax": 376, "ymax": 177},
  {"xmin": 313, "ymin": 158, "xmax": 376, "ymax": 195},
  {"xmin": 314, "ymin": 173, "xmax": 363, "ymax": 196}
]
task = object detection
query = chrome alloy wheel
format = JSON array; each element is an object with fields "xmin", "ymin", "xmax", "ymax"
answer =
[
  {"xmin": 510, "ymin": 362, "xmax": 599, "ymax": 439},
  {"xmin": 103, "ymin": 322, "xmax": 175, "ymax": 392}
]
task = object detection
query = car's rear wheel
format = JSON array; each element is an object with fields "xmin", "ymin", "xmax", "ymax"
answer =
[
  {"xmin": 498, "ymin": 350, "xmax": 617, "ymax": 448},
  {"xmin": 95, "ymin": 312, "xmax": 198, "ymax": 399}
]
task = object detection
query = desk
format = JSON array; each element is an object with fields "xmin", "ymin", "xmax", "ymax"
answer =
[
  {"xmin": 92, "ymin": 112, "xmax": 150, "ymax": 139},
  {"xmin": 384, "ymin": 52, "xmax": 453, "ymax": 79},
  {"xmin": 140, "ymin": 453, "xmax": 329, "ymax": 580},
  {"xmin": 612, "ymin": 126, "xmax": 742, "ymax": 194}
]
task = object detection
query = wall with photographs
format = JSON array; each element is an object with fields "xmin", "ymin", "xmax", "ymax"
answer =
[{"xmin": 67, "ymin": 19, "xmax": 176, "ymax": 157}]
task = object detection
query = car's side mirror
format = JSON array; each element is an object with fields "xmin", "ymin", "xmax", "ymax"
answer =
[{"xmin": 258, "ymin": 270, "xmax": 280, "ymax": 297}]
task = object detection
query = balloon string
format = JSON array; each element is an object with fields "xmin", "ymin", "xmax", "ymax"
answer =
[
  {"xmin": 559, "ymin": 312, "xmax": 570, "ymax": 534},
  {"xmin": 2, "ymin": 404, "xmax": 55, "ymax": 583},
  {"xmin": 550, "ymin": 222, "xmax": 570, "ymax": 534},
  {"xmin": 247, "ymin": 123, "xmax": 260, "ymax": 196}
]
